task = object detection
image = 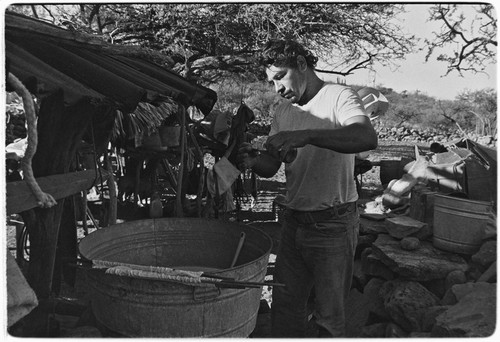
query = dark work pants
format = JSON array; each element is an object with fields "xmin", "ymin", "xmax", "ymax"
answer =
[{"xmin": 271, "ymin": 203, "xmax": 359, "ymax": 337}]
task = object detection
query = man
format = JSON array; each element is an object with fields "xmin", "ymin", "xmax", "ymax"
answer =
[{"xmin": 237, "ymin": 39, "xmax": 377, "ymax": 337}]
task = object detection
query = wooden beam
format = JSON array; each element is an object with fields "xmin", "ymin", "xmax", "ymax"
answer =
[{"xmin": 6, "ymin": 169, "xmax": 109, "ymax": 215}]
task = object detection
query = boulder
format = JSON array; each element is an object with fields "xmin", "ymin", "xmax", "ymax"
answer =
[
  {"xmin": 381, "ymin": 280, "xmax": 439, "ymax": 332},
  {"xmin": 445, "ymin": 270, "xmax": 467, "ymax": 291},
  {"xmin": 400, "ymin": 237, "xmax": 420, "ymax": 251},
  {"xmin": 360, "ymin": 217, "xmax": 387, "ymax": 235},
  {"xmin": 440, "ymin": 288, "xmax": 458, "ymax": 306},
  {"xmin": 60, "ymin": 326, "xmax": 102, "ymax": 338},
  {"xmin": 363, "ymin": 277, "xmax": 390, "ymax": 320},
  {"xmin": 471, "ymin": 240, "xmax": 497, "ymax": 267},
  {"xmin": 361, "ymin": 247, "xmax": 395, "ymax": 280},
  {"xmin": 409, "ymin": 332, "xmax": 432, "ymax": 337},
  {"xmin": 385, "ymin": 216, "xmax": 431, "ymax": 240},
  {"xmin": 477, "ymin": 261, "xmax": 496, "ymax": 283},
  {"xmin": 432, "ymin": 282, "xmax": 496, "ymax": 337},
  {"xmin": 361, "ymin": 323, "xmax": 387, "ymax": 337},
  {"xmin": 371, "ymin": 234, "xmax": 468, "ymax": 281},
  {"xmin": 421, "ymin": 278, "xmax": 447, "ymax": 299},
  {"xmin": 418, "ymin": 305, "xmax": 450, "ymax": 332},
  {"xmin": 385, "ymin": 322, "xmax": 408, "ymax": 337},
  {"xmin": 352, "ymin": 259, "xmax": 369, "ymax": 291}
]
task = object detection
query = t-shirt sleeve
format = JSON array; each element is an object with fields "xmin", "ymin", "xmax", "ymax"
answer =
[
  {"xmin": 335, "ymin": 87, "xmax": 368, "ymax": 125},
  {"xmin": 268, "ymin": 103, "xmax": 284, "ymax": 136}
]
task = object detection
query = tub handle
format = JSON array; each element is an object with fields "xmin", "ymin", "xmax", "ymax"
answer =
[{"xmin": 193, "ymin": 286, "xmax": 220, "ymax": 301}]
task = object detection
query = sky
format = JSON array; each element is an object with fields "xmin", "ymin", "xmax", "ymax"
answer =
[{"xmin": 321, "ymin": 3, "xmax": 497, "ymax": 100}]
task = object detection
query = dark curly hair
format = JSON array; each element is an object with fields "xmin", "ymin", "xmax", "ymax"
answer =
[{"xmin": 258, "ymin": 39, "xmax": 318, "ymax": 69}]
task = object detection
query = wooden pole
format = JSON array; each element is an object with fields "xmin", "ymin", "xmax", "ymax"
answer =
[
  {"xmin": 175, "ymin": 105, "xmax": 186, "ymax": 217},
  {"xmin": 105, "ymin": 152, "xmax": 117, "ymax": 225}
]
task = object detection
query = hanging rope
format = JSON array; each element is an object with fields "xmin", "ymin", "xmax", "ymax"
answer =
[{"xmin": 7, "ymin": 72, "xmax": 57, "ymax": 209}]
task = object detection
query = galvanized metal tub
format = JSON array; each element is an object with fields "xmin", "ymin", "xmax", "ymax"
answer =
[
  {"xmin": 78, "ymin": 218, "xmax": 272, "ymax": 337},
  {"xmin": 433, "ymin": 194, "xmax": 493, "ymax": 254}
]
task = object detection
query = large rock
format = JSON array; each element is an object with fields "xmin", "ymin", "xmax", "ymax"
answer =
[
  {"xmin": 361, "ymin": 323, "xmax": 387, "ymax": 337},
  {"xmin": 400, "ymin": 237, "xmax": 420, "ymax": 251},
  {"xmin": 363, "ymin": 277, "xmax": 390, "ymax": 320},
  {"xmin": 361, "ymin": 247, "xmax": 395, "ymax": 280},
  {"xmin": 381, "ymin": 280, "xmax": 440, "ymax": 332},
  {"xmin": 432, "ymin": 282, "xmax": 496, "ymax": 337},
  {"xmin": 385, "ymin": 216, "xmax": 431, "ymax": 240},
  {"xmin": 471, "ymin": 240, "xmax": 496, "ymax": 267},
  {"xmin": 360, "ymin": 217, "xmax": 387, "ymax": 235},
  {"xmin": 445, "ymin": 270, "xmax": 467, "ymax": 291},
  {"xmin": 418, "ymin": 305, "xmax": 450, "ymax": 332},
  {"xmin": 477, "ymin": 261, "xmax": 496, "ymax": 283},
  {"xmin": 371, "ymin": 234, "xmax": 468, "ymax": 281}
]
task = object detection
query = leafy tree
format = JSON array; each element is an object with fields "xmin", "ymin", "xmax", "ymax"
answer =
[
  {"xmin": 209, "ymin": 77, "xmax": 282, "ymax": 124},
  {"xmin": 381, "ymin": 90, "xmax": 443, "ymax": 128},
  {"xmin": 455, "ymin": 88, "xmax": 497, "ymax": 136},
  {"xmin": 424, "ymin": 4, "xmax": 497, "ymax": 76},
  {"xmin": 8, "ymin": 3, "xmax": 416, "ymax": 84}
]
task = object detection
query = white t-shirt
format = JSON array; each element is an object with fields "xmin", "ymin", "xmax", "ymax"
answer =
[{"xmin": 269, "ymin": 83, "xmax": 368, "ymax": 211}]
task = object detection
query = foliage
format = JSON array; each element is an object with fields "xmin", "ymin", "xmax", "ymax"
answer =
[
  {"xmin": 424, "ymin": 4, "xmax": 497, "ymax": 76},
  {"xmin": 454, "ymin": 88, "xmax": 497, "ymax": 135},
  {"xmin": 8, "ymin": 3, "xmax": 416, "ymax": 84},
  {"xmin": 211, "ymin": 77, "xmax": 283, "ymax": 124},
  {"xmin": 375, "ymin": 87, "xmax": 497, "ymax": 137},
  {"xmin": 378, "ymin": 89, "xmax": 443, "ymax": 128},
  {"xmin": 7, "ymin": 3, "xmax": 495, "ymax": 138}
]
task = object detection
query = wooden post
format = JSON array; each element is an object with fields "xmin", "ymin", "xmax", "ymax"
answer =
[
  {"xmin": 185, "ymin": 120, "xmax": 205, "ymax": 217},
  {"xmin": 105, "ymin": 152, "xmax": 117, "ymax": 225},
  {"xmin": 175, "ymin": 105, "xmax": 186, "ymax": 217}
]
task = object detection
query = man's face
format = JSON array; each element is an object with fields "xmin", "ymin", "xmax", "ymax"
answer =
[{"xmin": 265, "ymin": 63, "xmax": 307, "ymax": 104}]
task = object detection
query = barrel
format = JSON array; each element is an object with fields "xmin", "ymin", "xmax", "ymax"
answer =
[
  {"xmin": 78, "ymin": 218, "xmax": 272, "ymax": 337},
  {"xmin": 432, "ymin": 194, "xmax": 492, "ymax": 254}
]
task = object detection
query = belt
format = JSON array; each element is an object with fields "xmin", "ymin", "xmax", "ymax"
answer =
[{"xmin": 288, "ymin": 202, "xmax": 357, "ymax": 223}]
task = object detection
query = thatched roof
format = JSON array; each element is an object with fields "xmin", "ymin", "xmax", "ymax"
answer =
[{"xmin": 5, "ymin": 11, "xmax": 217, "ymax": 116}]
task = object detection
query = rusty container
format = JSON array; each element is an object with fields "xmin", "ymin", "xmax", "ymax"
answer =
[{"xmin": 78, "ymin": 218, "xmax": 272, "ymax": 337}]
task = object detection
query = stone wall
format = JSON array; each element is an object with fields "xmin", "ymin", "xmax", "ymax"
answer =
[
  {"xmin": 248, "ymin": 121, "xmax": 497, "ymax": 147},
  {"xmin": 372, "ymin": 122, "xmax": 497, "ymax": 147}
]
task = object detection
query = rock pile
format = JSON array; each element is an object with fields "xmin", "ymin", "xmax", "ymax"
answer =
[
  {"xmin": 347, "ymin": 147, "xmax": 497, "ymax": 337},
  {"xmin": 348, "ymin": 221, "xmax": 496, "ymax": 337},
  {"xmin": 249, "ymin": 121, "xmax": 497, "ymax": 148},
  {"xmin": 372, "ymin": 122, "xmax": 497, "ymax": 148}
]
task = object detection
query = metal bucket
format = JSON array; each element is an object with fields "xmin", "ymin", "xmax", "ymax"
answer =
[
  {"xmin": 432, "ymin": 194, "xmax": 492, "ymax": 254},
  {"xmin": 78, "ymin": 218, "xmax": 272, "ymax": 337}
]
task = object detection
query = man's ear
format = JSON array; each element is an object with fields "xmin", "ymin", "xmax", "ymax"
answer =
[{"xmin": 297, "ymin": 55, "xmax": 307, "ymax": 72}]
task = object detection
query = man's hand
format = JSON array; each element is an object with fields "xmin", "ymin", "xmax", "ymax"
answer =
[{"xmin": 265, "ymin": 131, "xmax": 308, "ymax": 159}]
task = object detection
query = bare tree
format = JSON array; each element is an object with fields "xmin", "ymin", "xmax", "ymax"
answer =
[{"xmin": 424, "ymin": 4, "xmax": 497, "ymax": 76}]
